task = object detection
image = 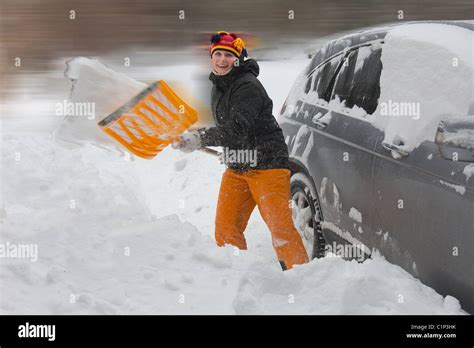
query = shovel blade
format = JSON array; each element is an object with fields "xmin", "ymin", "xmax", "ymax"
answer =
[{"xmin": 98, "ymin": 80, "xmax": 198, "ymax": 159}]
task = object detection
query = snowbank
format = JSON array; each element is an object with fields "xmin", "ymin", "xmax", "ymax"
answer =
[
  {"xmin": 0, "ymin": 133, "xmax": 466, "ymax": 314},
  {"xmin": 234, "ymin": 252, "xmax": 463, "ymax": 315}
]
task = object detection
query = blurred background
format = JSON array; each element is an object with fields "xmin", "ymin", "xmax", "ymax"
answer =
[{"xmin": 1, "ymin": 0, "xmax": 473, "ymax": 130}]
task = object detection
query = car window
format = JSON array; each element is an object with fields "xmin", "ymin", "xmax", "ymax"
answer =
[
  {"xmin": 331, "ymin": 44, "xmax": 382, "ymax": 115},
  {"xmin": 305, "ymin": 54, "xmax": 344, "ymax": 103}
]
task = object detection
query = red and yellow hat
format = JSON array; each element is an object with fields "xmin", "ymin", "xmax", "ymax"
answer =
[{"xmin": 209, "ymin": 31, "xmax": 248, "ymax": 58}]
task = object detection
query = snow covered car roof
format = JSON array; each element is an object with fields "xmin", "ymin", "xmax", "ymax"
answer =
[
  {"xmin": 302, "ymin": 20, "xmax": 473, "ymax": 154},
  {"xmin": 306, "ymin": 20, "xmax": 474, "ymax": 75}
]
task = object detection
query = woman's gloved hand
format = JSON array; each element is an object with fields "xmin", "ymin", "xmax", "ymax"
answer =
[{"xmin": 171, "ymin": 130, "xmax": 202, "ymax": 153}]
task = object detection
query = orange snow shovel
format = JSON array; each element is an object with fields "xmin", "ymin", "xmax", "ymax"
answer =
[{"xmin": 98, "ymin": 80, "xmax": 210, "ymax": 159}]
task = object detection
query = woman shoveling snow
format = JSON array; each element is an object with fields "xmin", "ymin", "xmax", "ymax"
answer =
[{"xmin": 173, "ymin": 31, "xmax": 309, "ymax": 270}]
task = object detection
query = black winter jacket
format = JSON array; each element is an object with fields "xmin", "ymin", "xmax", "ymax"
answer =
[{"xmin": 199, "ymin": 59, "xmax": 291, "ymax": 172}]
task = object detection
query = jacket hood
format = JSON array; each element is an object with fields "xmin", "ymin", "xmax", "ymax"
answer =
[
  {"xmin": 209, "ymin": 59, "xmax": 260, "ymax": 90},
  {"xmin": 239, "ymin": 58, "xmax": 259, "ymax": 77}
]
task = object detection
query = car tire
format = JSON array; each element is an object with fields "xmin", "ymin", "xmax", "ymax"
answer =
[{"xmin": 290, "ymin": 172, "xmax": 326, "ymax": 260}]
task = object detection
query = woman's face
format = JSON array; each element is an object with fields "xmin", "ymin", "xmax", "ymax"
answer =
[{"xmin": 211, "ymin": 50, "xmax": 237, "ymax": 76}]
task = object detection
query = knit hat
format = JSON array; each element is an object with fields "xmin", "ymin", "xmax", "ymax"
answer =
[{"xmin": 209, "ymin": 31, "xmax": 248, "ymax": 59}]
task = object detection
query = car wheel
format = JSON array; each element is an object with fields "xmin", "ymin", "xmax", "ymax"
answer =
[{"xmin": 290, "ymin": 172, "xmax": 326, "ymax": 260}]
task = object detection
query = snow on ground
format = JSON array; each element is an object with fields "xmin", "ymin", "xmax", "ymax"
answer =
[
  {"xmin": 0, "ymin": 133, "xmax": 465, "ymax": 314},
  {"xmin": 0, "ymin": 50, "xmax": 467, "ymax": 314}
]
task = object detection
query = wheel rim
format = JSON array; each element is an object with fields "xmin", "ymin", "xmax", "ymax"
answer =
[{"xmin": 291, "ymin": 190, "xmax": 316, "ymax": 259}]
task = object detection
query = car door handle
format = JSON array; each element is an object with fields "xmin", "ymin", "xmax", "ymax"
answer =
[
  {"xmin": 312, "ymin": 119, "xmax": 328, "ymax": 129},
  {"xmin": 382, "ymin": 142, "xmax": 409, "ymax": 158}
]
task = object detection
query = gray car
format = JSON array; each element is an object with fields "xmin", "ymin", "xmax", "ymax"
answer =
[{"xmin": 280, "ymin": 21, "xmax": 474, "ymax": 313}]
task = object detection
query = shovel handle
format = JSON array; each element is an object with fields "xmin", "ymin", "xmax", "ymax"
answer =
[{"xmin": 199, "ymin": 147, "xmax": 221, "ymax": 157}]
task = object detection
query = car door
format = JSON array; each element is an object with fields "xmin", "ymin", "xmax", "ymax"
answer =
[
  {"xmin": 372, "ymin": 124, "xmax": 474, "ymax": 310},
  {"xmin": 309, "ymin": 43, "xmax": 383, "ymax": 256},
  {"xmin": 281, "ymin": 41, "xmax": 384, "ymax": 258}
]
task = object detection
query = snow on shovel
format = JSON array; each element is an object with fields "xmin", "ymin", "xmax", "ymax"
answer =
[{"xmin": 55, "ymin": 57, "xmax": 219, "ymax": 159}]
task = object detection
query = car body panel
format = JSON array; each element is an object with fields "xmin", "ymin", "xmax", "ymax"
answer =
[{"xmin": 280, "ymin": 20, "xmax": 474, "ymax": 313}]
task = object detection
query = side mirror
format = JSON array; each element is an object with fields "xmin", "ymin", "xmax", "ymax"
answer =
[{"xmin": 435, "ymin": 116, "xmax": 474, "ymax": 162}]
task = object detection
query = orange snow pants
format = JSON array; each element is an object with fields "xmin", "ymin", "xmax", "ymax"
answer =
[{"xmin": 215, "ymin": 167, "xmax": 309, "ymax": 270}]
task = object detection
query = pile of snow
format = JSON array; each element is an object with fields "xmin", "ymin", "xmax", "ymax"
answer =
[
  {"xmin": 372, "ymin": 23, "xmax": 474, "ymax": 153},
  {"xmin": 0, "ymin": 132, "xmax": 467, "ymax": 314},
  {"xmin": 234, "ymin": 251, "xmax": 463, "ymax": 315}
]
